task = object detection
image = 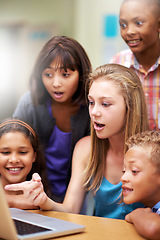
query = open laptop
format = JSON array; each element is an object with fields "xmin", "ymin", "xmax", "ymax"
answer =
[{"xmin": 0, "ymin": 180, "xmax": 85, "ymax": 240}]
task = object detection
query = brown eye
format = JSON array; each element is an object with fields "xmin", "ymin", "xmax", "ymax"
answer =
[
  {"xmin": 62, "ymin": 73, "xmax": 70, "ymax": 77},
  {"xmin": 45, "ymin": 73, "xmax": 52, "ymax": 77},
  {"xmin": 136, "ymin": 21, "xmax": 143, "ymax": 26},
  {"xmin": 2, "ymin": 151, "xmax": 10, "ymax": 155},
  {"xmin": 132, "ymin": 170, "xmax": 139, "ymax": 175},
  {"xmin": 19, "ymin": 151, "xmax": 28, "ymax": 155},
  {"xmin": 120, "ymin": 22, "xmax": 127, "ymax": 29}
]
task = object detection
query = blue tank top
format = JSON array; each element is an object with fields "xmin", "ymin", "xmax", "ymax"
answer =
[
  {"xmin": 94, "ymin": 177, "xmax": 144, "ymax": 219},
  {"xmin": 45, "ymin": 101, "xmax": 71, "ymax": 198}
]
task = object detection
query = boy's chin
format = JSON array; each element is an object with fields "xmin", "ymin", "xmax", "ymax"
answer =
[{"xmin": 123, "ymin": 197, "xmax": 134, "ymax": 205}]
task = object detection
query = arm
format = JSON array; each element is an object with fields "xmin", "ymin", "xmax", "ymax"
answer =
[
  {"xmin": 6, "ymin": 194, "xmax": 39, "ymax": 210},
  {"xmin": 32, "ymin": 136, "xmax": 90, "ymax": 212},
  {"xmin": 56, "ymin": 135, "xmax": 91, "ymax": 213},
  {"xmin": 5, "ymin": 136, "xmax": 91, "ymax": 213},
  {"xmin": 125, "ymin": 208, "xmax": 160, "ymax": 240}
]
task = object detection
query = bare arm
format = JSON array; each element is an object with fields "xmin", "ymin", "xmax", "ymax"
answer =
[
  {"xmin": 125, "ymin": 208, "xmax": 160, "ymax": 240},
  {"xmin": 6, "ymin": 194, "xmax": 39, "ymax": 210},
  {"xmin": 39, "ymin": 136, "xmax": 91, "ymax": 212},
  {"xmin": 5, "ymin": 136, "xmax": 91, "ymax": 213}
]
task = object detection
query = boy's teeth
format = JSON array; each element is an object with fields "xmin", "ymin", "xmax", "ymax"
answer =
[{"xmin": 128, "ymin": 40, "xmax": 140, "ymax": 44}]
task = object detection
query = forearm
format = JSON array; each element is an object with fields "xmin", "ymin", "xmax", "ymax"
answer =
[
  {"xmin": 125, "ymin": 208, "xmax": 160, "ymax": 240},
  {"xmin": 39, "ymin": 188, "xmax": 85, "ymax": 213},
  {"xmin": 39, "ymin": 196, "xmax": 75, "ymax": 213},
  {"xmin": 40, "ymin": 137, "xmax": 90, "ymax": 213},
  {"xmin": 7, "ymin": 194, "xmax": 39, "ymax": 210}
]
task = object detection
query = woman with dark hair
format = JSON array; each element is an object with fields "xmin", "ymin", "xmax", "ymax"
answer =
[{"xmin": 13, "ymin": 36, "xmax": 92, "ymax": 204}]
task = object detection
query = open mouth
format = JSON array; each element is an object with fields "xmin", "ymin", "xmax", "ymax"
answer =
[
  {"xmin": 96, "ymin": 122, "xmax": 105, "ymax": 127},
  {"xmin": 54, "ymin": 92, "xmax": 64, "ymax": 98},
  {"xmin": 94, "ymin": 122, "xmax": 105, "ymax": 130},
  {"xmin": 54, "ymin": 91, "xmax": 63, "ymax": 95},
  {"xmin": 126, "ymin": 39, "xmax": 141, "ymax": 47},
  {"xmin": 122, "ymin": 186, "xmax": 133, "ymax": 195}
]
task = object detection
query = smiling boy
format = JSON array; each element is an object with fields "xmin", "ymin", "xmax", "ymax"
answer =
[
  {"xmin": 111, "ymin": 0, "xmax": 160, "ymax": 130},
  {"xmin": 121, "ymin": 131, "xmax": 160, "ymax": 239}
]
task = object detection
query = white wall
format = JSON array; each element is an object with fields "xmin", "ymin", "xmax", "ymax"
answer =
[
  {"xmin": 74, "ymin": 0, "xmax": 125, "ymax": 69},
  {"xmin": 0, "ymin": 0, "xmax": 75, "ymax": 119},
  {"xmin": 0, "ymin": 0, "xmax": 126, "ymax": 120}
]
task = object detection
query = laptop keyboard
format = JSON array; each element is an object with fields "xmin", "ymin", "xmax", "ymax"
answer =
[{"xmin": 13, "ymin": 219, "xmax": 52, "ymax": 235}]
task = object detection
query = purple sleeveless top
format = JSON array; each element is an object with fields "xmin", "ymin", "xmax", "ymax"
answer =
[{"xmin": 45, "ymin": 101, "xmax": 71, "ymax": 198}]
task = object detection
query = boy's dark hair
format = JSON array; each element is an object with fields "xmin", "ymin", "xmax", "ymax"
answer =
[
  {"xmin": 122, "ymin": 0, "xmax": 160, "ymax": 17},
  {"xmin": 30, "ymin": 36, "xmax": 92, "ymax": 105}
]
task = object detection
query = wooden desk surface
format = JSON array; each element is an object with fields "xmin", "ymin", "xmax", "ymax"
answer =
[{"xmin": 31, "ymin": 210, "xmax": 146, "ymax": 240}]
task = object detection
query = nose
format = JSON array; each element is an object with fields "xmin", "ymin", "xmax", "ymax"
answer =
[
  {"xmin": 126, "ymin": 24, "xmax": 135, "ymax": 36},
  {"xmin": 52, "ymin": 74, "xmax": 62, "ymax": 88},
  {"xmin": 90, "ymin": 105, "xmax": 102, "ymax": 117},
  {"xmin": 121, "ymin": 171, "xmax": 129, "ymax": 183},
  {"xmin": 9, "ymin": 153, "xmax": 20, "ymax": 163}
]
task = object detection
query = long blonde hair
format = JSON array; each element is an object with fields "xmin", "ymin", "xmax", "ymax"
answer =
[{"xmin": 84, "ymin": 64, "xmax": 149, "ymax": 193}]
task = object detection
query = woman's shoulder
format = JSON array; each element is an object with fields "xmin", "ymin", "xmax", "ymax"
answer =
[
  {"xmin": 76, "ymin": 136, "xmax": 91, "ymax": 148},
  {"xmin": 74, "ymin": 136, "xmax": 91, "ymax": 159},
  {"xmin": 72, "ymin": 136, "xmax": 91, "ymax": 168},
  {"xmin": 13, "ymin": 91, "xmax": 50, "ymax": 122},
  {"xmin": 16, "ymin": 91, "xmax": 47, "ymax": 111},
  {"xmin": 17, "ymin": 91, "xmax": 32, "ymax": 105}
]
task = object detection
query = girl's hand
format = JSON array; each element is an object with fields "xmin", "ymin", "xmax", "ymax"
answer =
[{"xmin": 4, "ymin": 173, "xmax": 48, "ymax": 208}]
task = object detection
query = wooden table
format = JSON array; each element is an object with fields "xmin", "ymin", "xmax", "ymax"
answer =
[{"xmin": 31, "ymin": 210, "xmax": 146, "ymax": 240}]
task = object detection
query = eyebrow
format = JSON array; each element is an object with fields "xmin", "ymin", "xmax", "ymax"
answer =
[
  {"xmin": 120, "ymin": 16, "xmax": 142, "ymax": 22},
  {"xmin": 0, "ymin": 146, "xmax": 30, "ymax": 150},
  {"xmin": 88, "ymin": 95, "xmax": 114, "ymax": 100},
  {"xmin": 45, "ymin": 66, "xmax": 68, "ymax": 71},
  {"xmin": 126, "ymin": 160, "xmax": 136, "ymax": 164},
  {"xmin": 0, "ymin": 147, "xmax": 9, "ymax": 150}
]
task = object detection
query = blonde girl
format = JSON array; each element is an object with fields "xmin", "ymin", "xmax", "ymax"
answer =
[{"xmin": 7, "ymin": 64, "xmax": 149, "ymax": 219}]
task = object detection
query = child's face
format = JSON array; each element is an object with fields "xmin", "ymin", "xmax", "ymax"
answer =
[
  {"xmin": 121, "ymin": 146, "xmax": 160, "ymax": 208},
  {"xmin": 88, "ymin": 78, "xmax": 126, "ymax": 139},
  {"xmin": 0, "ymin": 131, "xmax": 36, "ymax": 186},
  {"xmin": 119, "ymin": 0, "xmax": 160, "ymax": 55},
  {"xmin": 42, "ymin": 58, "xmax": 79, "ymax": 103}
]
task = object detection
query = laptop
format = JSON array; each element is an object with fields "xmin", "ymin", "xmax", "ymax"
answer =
[{"xmin": 0, "ymin": 180, "xmax": 85, "ymax": 240}]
